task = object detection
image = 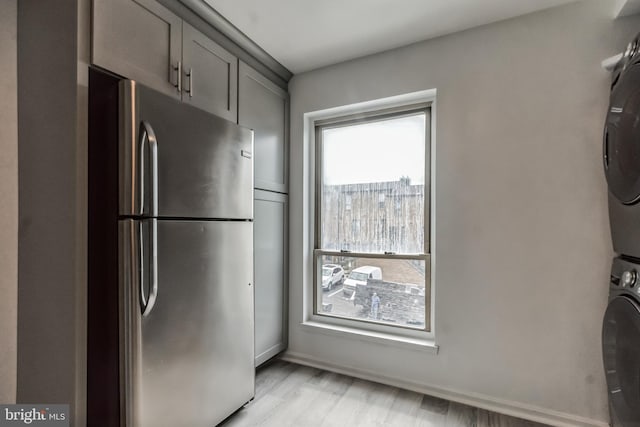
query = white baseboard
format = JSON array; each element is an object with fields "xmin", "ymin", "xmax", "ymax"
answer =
[
  {"xmin": 255, "ymin": 343, "xmax": 287, "ymax": 367},
  {"xmin": 281, "ymin": 351, "xmax": 610, "ymax": 427}
]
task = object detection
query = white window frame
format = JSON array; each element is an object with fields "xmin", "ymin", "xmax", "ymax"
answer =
[{"xmin": 302, "ymin": 89, "xmax": 437, "ymax": 346}]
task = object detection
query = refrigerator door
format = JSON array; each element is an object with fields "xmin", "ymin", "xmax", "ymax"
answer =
[
  {"xmin": 120, "ymin": 80, "xmax": 254, "ymax": 220},
  {"xmin": 119, "ymin": 219, "xmax": 255, "ymax": 427}
]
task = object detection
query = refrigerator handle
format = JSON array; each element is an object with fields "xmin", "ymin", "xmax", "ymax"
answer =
[
  {"xmin": 138, "ymin": 121, "xmax": 159, "ymax": 216},
  {"xmin": 139, "ymin": 219, "xmax": 158, "ymax": 317}
]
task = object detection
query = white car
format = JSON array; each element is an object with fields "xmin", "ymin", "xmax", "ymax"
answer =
[
  {"xmin": 321, "ymin": 264, "xmax": 344, "ymax": 291},
  {"xmin": 343, "ymin": 266, "xmax": 382, "ymax": 297}
]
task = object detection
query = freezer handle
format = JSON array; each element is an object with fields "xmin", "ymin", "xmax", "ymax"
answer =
[
  {"xmin": 139, "ymin": 219, "xmax": 158, "ymax": 317},
  {"xmin": 139, "ymin": 121, "xmax": 158, "ymax": 216}
]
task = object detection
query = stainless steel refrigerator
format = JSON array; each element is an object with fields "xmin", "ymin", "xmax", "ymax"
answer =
[{"xmin": 88, "ymin": 69, "xmax": 254, "ymax": 427}]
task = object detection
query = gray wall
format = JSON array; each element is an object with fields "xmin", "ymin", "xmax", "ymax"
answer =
[
  {"xmin": 17, "ymin": 0, "xmax": 81, "ymax": 418},
  {"xmin": 287, "ymin": 0, "xmax": 640, "ymax": 424},
  {"xmin": 0, "ymin": 0, "xmax": 18, "ymax": 404}
]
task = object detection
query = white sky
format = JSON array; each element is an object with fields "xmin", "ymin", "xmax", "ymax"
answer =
[{"xmin": 322, "ymin": 113, "xmax": 426, "ymax": 185}]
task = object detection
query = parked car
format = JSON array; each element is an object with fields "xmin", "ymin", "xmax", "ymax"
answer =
[
  {"xmin": 321, "ymin": 264, "xmax": 344, "ymax": 291},
  {"xmin": 343, "ymin": 266, "xmax": 382, "ymax": 297}
]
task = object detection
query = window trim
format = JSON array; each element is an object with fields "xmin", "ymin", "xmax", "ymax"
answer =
[
  {"xmin": 314, "ymin": 106, "xmax": 431, "ymax": 254},
  {"xmin": 313, "ymin": 251, "xmax": 431, "ymax": 339},
  {"xmin": 305, "ymin": 89, "xmax": 437, "ymax": 342}
]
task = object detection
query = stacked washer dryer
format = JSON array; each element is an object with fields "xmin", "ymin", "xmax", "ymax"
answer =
[{"xmin": 603, "ymin": 34, "xmax": 640, "ymax": 427}]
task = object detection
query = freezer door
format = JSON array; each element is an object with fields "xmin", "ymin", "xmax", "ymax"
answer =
[
  {"xmin": 120, "ymin": 80, "xmax": 254, "ymax": 220},
  {"xmin": 119, "ymin": 219, "xmax": 255, "ymax": 427}
]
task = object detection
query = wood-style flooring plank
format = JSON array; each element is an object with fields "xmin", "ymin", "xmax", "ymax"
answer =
[
  {"xmin": 254, "ymin": 360, "xmax": 298, "ymax": 397},
  {"xmin": 350, "ymin": 381, "xmax": 399, "ymax": 427},
  {"xmin": 415, "ymin": 394, "xmax": 449, "ymax": 427},
  {"xmin": 319, "ymin": 378, "xmax": 376, "ymax": 427},
  {"xmin": 223, "ymin": 361, "xmax": 550, "ymax": 427},
  {"xmin": 382, "ymin": 388, "xmax": 423, "ymax": 426},
  {"xmin": 294, "ymin": 371, "xmax": 355, "ymax": 426},
  {"xmin": 270, "ymin": 370, "xmax": 352, "ymax": 427},
  {"xmin": 445, "ymin": 402, "xmax": 478, "ymax": 427},
  {"xmin": 221, "ymin": 363, "xmax": 316, "ymax": 427},
  {"xmin": 220, "ymin": 394, "xmax": 284, "ymax": 427},
  {"xmin": 477, "ymin": 409, "xmax": 549, "ymax": 427}
]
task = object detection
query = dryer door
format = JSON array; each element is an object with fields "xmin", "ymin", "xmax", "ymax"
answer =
[
  {"xmin": 604, "ymin": 64, "xmax": 640, "ymax": 204},
  {"xmin": 602, "ymin": 295, "xmax": 640, "ymax": 425}
]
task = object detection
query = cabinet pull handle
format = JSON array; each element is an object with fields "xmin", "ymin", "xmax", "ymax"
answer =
[
  {"xmin": 186, "ymin": 68, "xmax": 193, "ymax": 97},
  {"xmin": 173, "ymin": 61, "xmax": 182, "ymax": 93}
]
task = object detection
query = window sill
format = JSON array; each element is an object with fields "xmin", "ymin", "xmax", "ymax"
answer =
[{"xmin": 300, "ymin": 320, "xmax": 439, "ymax": 354}]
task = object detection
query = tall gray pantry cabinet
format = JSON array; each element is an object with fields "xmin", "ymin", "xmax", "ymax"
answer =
[
  {"xmin": 239, "ymin": 63, "xmax": 289, "ymax": 365},
  {"xmin": 91, "ymin": 0, "xmax": 290, "ymax": 368}
]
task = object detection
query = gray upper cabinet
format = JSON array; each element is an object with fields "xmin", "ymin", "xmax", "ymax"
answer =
[
  {"xmin": 92, "ymin": 0, "xmax": 182, "ymax": 98},
  {"xmin": 93, "ymin": 0, "xmax": 238, "ymax": 121},
  {"xmin": 239, "ymin": 62, "xmax": 289, "ymax": 193},
  {"xmin": 182, "ymin": 23, "xmax": 238, "ymax": 122}
]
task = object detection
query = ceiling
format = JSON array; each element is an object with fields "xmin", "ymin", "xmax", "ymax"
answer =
[{"xmin": 202, "ymin": 0, "xmax": 582, "ymax": 74}]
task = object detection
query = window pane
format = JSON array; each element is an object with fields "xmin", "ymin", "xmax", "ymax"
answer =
[
  {"xmin": 317, "ymin": 255, "xmax": 429, "ymax": 331},
  {"xmin": 320, "ymin": 113, "xmax": 425, "ymax": 253}
]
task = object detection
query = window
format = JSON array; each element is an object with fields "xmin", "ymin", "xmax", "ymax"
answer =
[
  {"xmin": 314, "ymin": 103, "xmax": 432, "ymax": 335},
  {"xmin": 378, "ymin": 193, "xmax": 386, "ymax": 208}
]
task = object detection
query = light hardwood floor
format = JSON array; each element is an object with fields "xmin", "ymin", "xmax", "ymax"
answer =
[{"xmin": 220, "ymin": 360, "xmax": 549, "ymax": 427}]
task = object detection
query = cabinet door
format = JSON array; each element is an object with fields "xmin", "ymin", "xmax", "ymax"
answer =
[
  {"xmin": 254, "ymin": 190, "xmax": 288, "ymax": 366},
  {"xmin": 92, "ymin": 0, "xmax": 182, "ymax": 98},
  {"xmin": 239, "ymin": 62, "xmax": 289, "ymax": 193},
  {"xmin": 182, "ymin": 23, "xmax": 238, "ymax": 122}
]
